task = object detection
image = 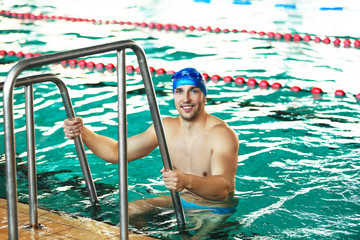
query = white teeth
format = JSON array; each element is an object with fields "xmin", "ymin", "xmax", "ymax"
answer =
[{"xmin": 183, "ymin": 106, "xmax": 192, "ymax": 110}]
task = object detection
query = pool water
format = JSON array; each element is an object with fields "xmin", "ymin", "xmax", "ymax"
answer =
[{"xmin": 1, "ymin": 0, "xmax": 360, "ymax": 239}]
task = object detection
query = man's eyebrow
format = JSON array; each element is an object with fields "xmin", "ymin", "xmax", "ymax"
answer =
[{"xmin": 175, "ymin": 86, "xmax": 200, "ymax": 90}]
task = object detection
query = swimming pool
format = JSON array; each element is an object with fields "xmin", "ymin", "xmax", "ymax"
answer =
[{"xmin": 1, "ymin": 0, "xmax": 360, "ymax": 239}]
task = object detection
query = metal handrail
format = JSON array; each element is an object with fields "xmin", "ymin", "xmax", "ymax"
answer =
[
  {"xmin": 0, "ymin": 73, "xmax": 99, "ymax": 226},
  {"xmin": 2, "ymin": 40, "xmax": 185, "ymax": 240}
]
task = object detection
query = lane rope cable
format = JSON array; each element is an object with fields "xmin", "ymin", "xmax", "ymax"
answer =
[
  {"xmin": 1, "ymin": 10, "xmax": 359, "ymax": 49},
  {"xmin": 1, "ymin": 49, "xmax": 359, "ymax": 101}
]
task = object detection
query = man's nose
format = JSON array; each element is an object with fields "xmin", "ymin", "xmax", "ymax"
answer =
[{"xmin": 183, "ymin": 91, "xmax": 190, "ymax": 102}]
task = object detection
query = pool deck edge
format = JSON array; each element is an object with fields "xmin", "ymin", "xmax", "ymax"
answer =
[{"xmin": 0, "ymin": 198, "xmax": 157, "ymax": 239}]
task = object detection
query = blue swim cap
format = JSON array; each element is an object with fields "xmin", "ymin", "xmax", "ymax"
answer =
[{"xmin": 172, "ymin": 68, "xmax": 207, "ymax": 97}]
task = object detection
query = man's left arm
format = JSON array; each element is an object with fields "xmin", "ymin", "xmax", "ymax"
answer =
[{"xmin": 162, "ymin": 126, "xmax": 239, "ymax": 201}]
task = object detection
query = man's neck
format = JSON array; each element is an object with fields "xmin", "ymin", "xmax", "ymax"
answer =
[{"xmin": 179, "ymin": 112, "xmax": 208, "ymax": 136}]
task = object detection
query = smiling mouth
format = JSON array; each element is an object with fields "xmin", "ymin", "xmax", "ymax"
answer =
[{"xmin": 181, "ymin": 105, "xmax": 194, "ymax": 112}]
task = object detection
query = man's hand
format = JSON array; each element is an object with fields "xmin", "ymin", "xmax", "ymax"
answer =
[
  {"xmin": 161, "ymin": 167, "xmax": 188, "ymax": 192},
  {"xmin": 63, "ymin": 116, "xmax": 83, "ymax": 139}
]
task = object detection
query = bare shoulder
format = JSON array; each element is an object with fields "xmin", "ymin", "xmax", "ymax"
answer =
[
  {"xmin": 143, "ymin": 117, "xmax": 178, "ymax": 134},
  {"xmin": 162, "ymin": 116, "xmax": 178, "ymax": 123},
  {"xmin": 161, "ymin": 116, "xmax": 180, "ymax": 133},
  {"xmin": 162, "ymin": 116, "xmax": 179, "ymax": 127},
  {"xmin": 207, "ymin": 115, "xmax": 238, "ymax": 146}
]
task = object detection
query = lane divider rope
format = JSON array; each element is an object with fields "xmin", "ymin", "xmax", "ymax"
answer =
[
  {"xmin": 1, "ymin": 49, "xmax": 359, "ymax": 101},
  {"xmin": 1, "ymin": 10, "xmax": 359, "ymax": 49}
]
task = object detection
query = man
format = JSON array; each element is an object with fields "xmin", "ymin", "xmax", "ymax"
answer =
[{"xmin": 63, "ymin": 67, "xmax": 239, "ymax": 236}]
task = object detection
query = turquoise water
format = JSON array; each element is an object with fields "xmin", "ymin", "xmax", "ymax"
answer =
[{"xmin": 1, "ymin": 0, "xmax": 360, "ymax": 239}]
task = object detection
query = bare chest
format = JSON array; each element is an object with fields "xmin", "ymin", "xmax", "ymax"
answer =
[{"xmin": 167, "ymin": 136, "xmax": 212, "ymax": 177}]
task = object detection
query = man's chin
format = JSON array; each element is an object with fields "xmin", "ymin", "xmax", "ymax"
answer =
[{"xmin": 180, "ymin": 113, "xmax": 197, "ymax": 121}]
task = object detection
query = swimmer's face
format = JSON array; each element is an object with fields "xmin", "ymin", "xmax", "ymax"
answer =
[{"xmin": 174, "ymin": 85, "xmax": 206, "ymax": 121}]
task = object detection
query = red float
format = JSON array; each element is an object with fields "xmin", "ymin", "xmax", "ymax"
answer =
[
  {"xmin": 314, "ymin": 37, "xmax": 321, "ymax": 43},
  {"xmin": 290, "ymin": 86, "xmax": 301, "ymax": 92},
  {"xmin": 78, "ymin": 59, "xmax": 86, "ymax": 68},
  {"xmin": 163, "ymin": 24, "xmax": 170, "ymax": 31},
  {"xmin": 267, "ymin": 32, "xmax": 275, "ymax": 38},
  {"xmin": 303, "ymin": 35, "xmax": 311, "ymax": 42},
  {"xmin": 86, "ymin": 61, "xmax": 95, "ymax": 68},
  {"xmin": 155, "ymin": 23, "xmax": 163, "ymax": 30},
  {"xmin": 147, "ymin": 22, "xmax": 155, "ymax": 29},
  {"xmin": 234, "ymin": 76, "xmax": 245, "ymax": 85},
  {"xmin": 24, "ymin": 53, "xmax": 34, "ymax": 58},
  {"xmin": 202, "ymin": 73, "xmax": 209, "ymax": 80},
  {"xmin": 126, "ymin": 65, "xmax": 135, "ymax": 73},
  {"xmin": 311, "ymin": 87, "xmax": 322, "ymax": 94},
  {"xmin": 105, "ymin": 63, "xmax": 115, "ymax": 70},
  {"xmin": 334, "ymin": 90, "xmax": 345, "ymax": 96},
  {"xmin": 259, "ymin": 80, "xmax": 269, "ymax": 88},
  {"xmin": 343, "ymin": 39, "xmax": 351, "ymax": 47},
  {"xmin": 156, "ymin": 68, "xmax": 166, "ymax": 75},
  {"xmin": 68, "ymin": 59, "xmax": 77, "ymax": 65},
  {"xmin": 293, "ymin": 34, "xmax": 302, "ymax": 42},
  {"xmin": 247, "ymin": 78, "xmax": 257, "ymax": 86},
  {"xmin": 213, "ymin": 27, "xmax": 221, "ymax": 33},
  {"xmin": 323, "ymin": 37, "xmax": 331, "ymax": 44},
  {"xmin": 223, "ymin": 76, "xmax": 233, "ymax": 83},
  {"xmin": 171, "ymin": 24, "xmax": 179, "ymax": 31},
  {"xmin": 354, "ymin": 40, "xmax": 360, "ymax": 48},
  {"xmin": 96, "ymin": 63, "xmax": 105, "ymax": 70},
  {"xmin": 15, "ymin": 52, "xmax": 24, "ymax": 58},
  {"xmin": 149, "ymin": 66, "xmax": 155, "ymax": 73},
  {"xmin": 275, "ymin": 33, "xmax": 282, "ymax": 39},
  {"xmin": 333, "ymin": 38, "xmax": 341, "ymax": 46},
  {"xmin": 7, "ymin": 51, "xmax": 15, "ymax": 56},
  {"xmin": 283, "ymin": 33, "xmax": 292, "ymax": 41},
  {"xmin": 271, "ymin": 82, "xmax": 282, "ymax": 90},
  {"xmin": 211, "ymin": 75, "xmax": 221, "ymax": 82},
  {"xmin": 60, "ymin": 60, "xmax": 67, "ymax": 67}
]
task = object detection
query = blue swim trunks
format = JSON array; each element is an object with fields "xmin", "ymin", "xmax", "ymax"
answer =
[{"xmin": 180, "ymin": 198, "xmax": 236, "ymax": 215}]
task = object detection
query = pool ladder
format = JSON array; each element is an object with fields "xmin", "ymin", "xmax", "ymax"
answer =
[{"xmin": 1, "ymin": 40, "xmax": 185, "ymax": 239}]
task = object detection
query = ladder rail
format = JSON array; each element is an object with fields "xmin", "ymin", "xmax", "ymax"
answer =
[
  {"xmin": 117, "ymin": 49, "xmax": 128, "ymax": 239},
  {"xmin": 1, "ymin": 73, "xmax": 99, "ymax": 227},
  {"xmin": 1, "ymin": 40, "xmax": 185, "ymax": 240}
]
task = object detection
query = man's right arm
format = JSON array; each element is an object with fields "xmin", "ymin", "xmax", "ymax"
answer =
[{"xmin": 63, "ymin": 117, "xmax": 159, "ymax": 163}]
